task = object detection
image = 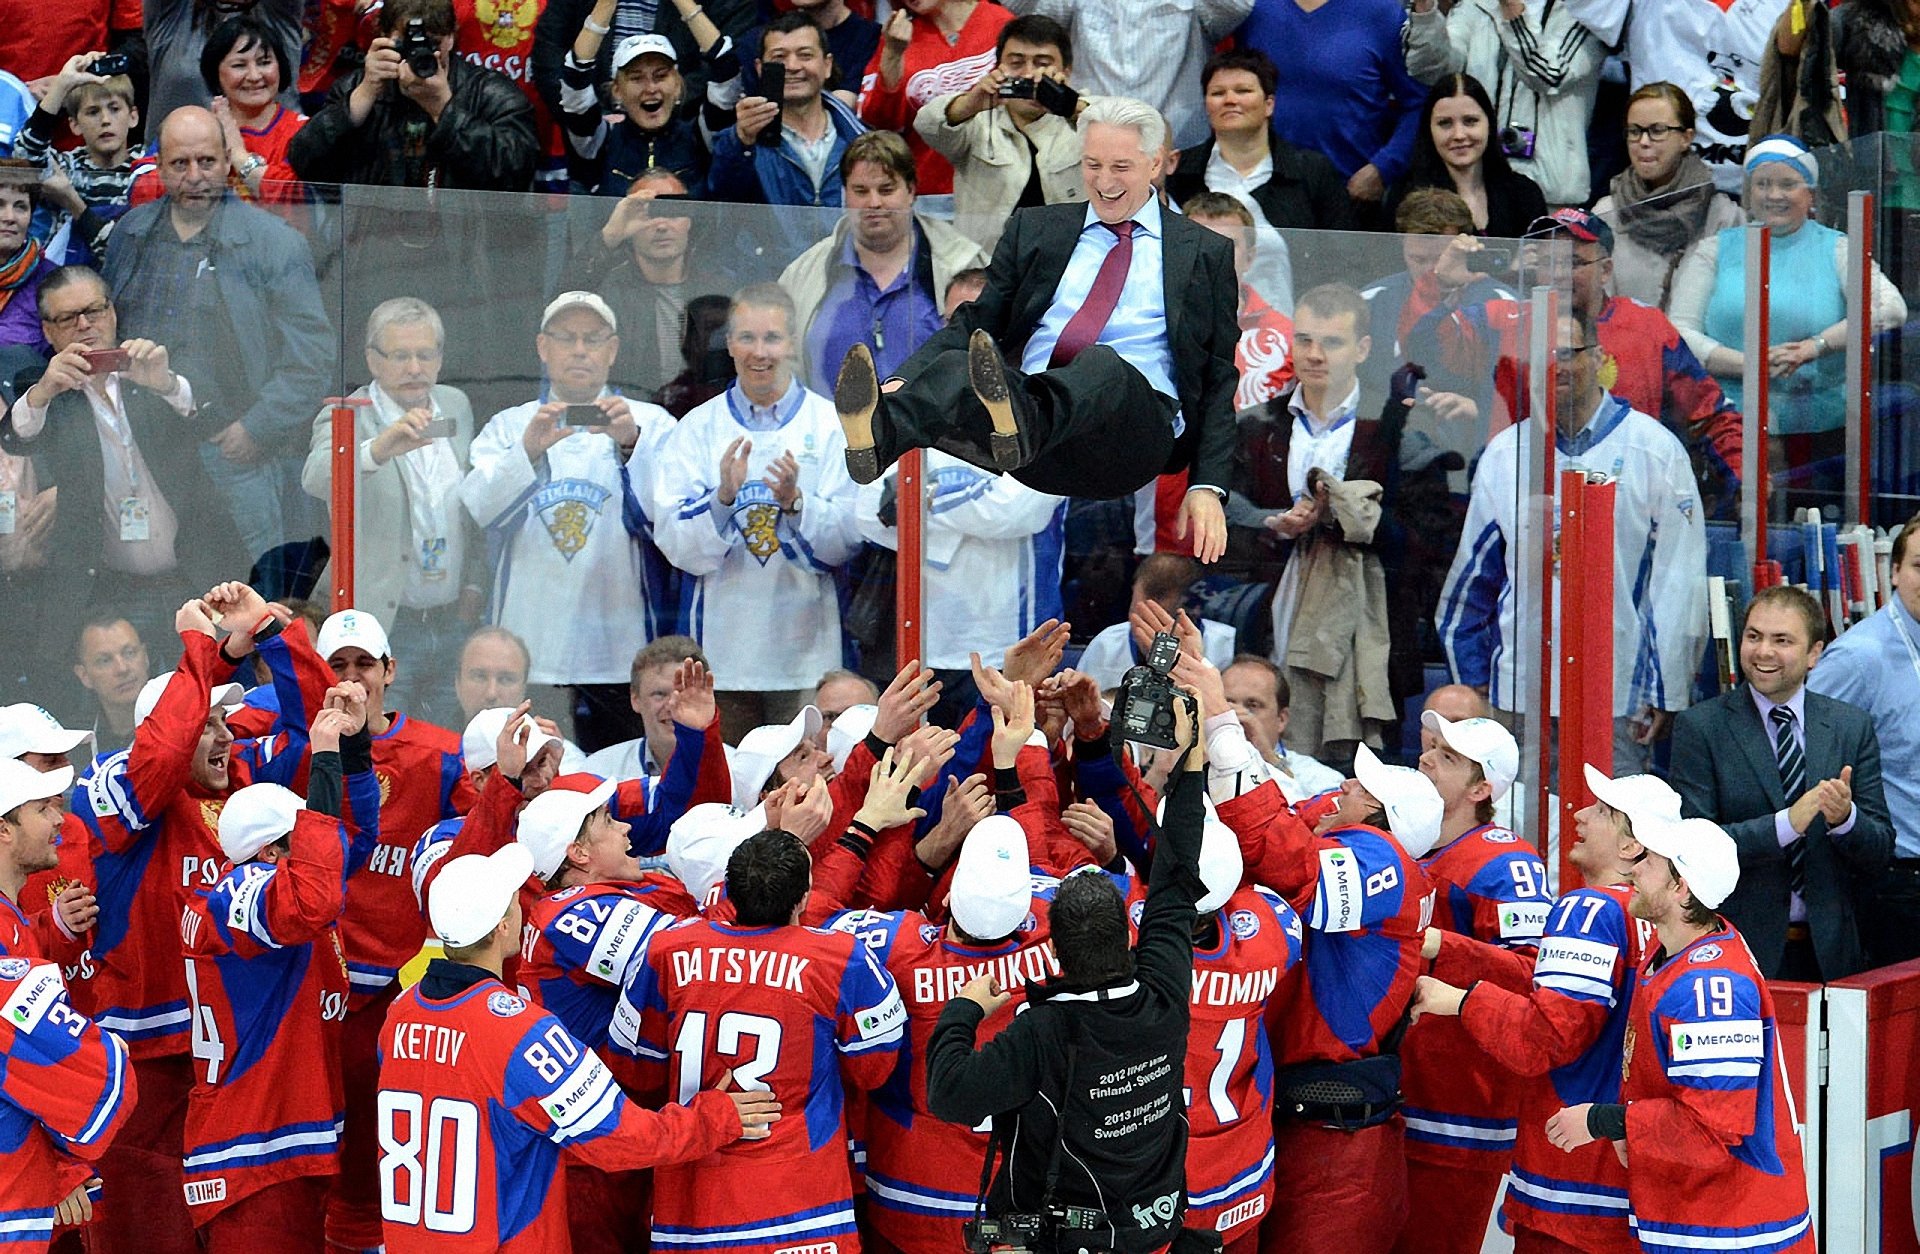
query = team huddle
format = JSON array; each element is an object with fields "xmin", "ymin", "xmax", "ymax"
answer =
[{"xmin": 0, "ymin": 586, "xmax": 1809, "ymax": 1254}]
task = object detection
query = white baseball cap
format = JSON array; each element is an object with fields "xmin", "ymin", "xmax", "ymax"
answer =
[
  {"xmin": 826, "ymin": 704, "xmax": 878, "ymax": 774},
  {"xmin": 516, "ymin": 777, "xmax": 616, "ymax": 879},
  {"xmin": 1420, "ymin": 710, "xmax": 1519, "ymax": 802},
  {"xmin": 1582, "ymin": 764, "xmax": 1683, "ymax": 835},
  {"xmin": 612, "ymin": 32, "xmax": 678, "ymax": 71},
  {"xmin": 315, "ymin": 608, "xmax": 391, "ymax": 662},
  {"xmin": 949, "ymin": 815, "xmax": 1031, "ymax": 940},
  {"xmin": 0, "ymin": 759, "xmax": 73, "ymax": 817},
  {"xmin": 463, "ymin": 707, "xmax": 560, "ymax": 772},
  {"xmin": 217, "ymin": 782, "xmax": 305, "ymax": 862},
  {"xmin": 430, "ymin": 844, "xmax": 535, "ymax": 948},
  {"xmin": 1353, "ymin": 743, "xmax": 1445, "ymax": 858},
  {"xmin": 1634, "ymin": 815, "xmax": 1741, "ymax": 910},
  {"xmin": 133, "ymin": 672, "xmax": 246, "ymax": 728},
  {"xmin": 541, "ymin": 290, "xmax": 618, "ymax": 334},
  {"xmin": 667, "ymin": 801, "xmax": 766, "ymax": 905},
  {"xmin": 0, "ymin": 703, "xmax": 90, "ymax": 761},
  {"xmin": 731, "ymin": 706, "xmax": 823, "ymax": 809}
]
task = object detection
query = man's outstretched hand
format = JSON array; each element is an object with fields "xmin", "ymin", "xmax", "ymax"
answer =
[{"xmin": 1178, "ymin": 490, "xmax": 1227, "ymax": 564}]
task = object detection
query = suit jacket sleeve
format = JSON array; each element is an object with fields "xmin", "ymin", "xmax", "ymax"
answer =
[
  {"xmin": 1669, "ymin": 702, "xmax": 1787, "ymax": 866},
  {"xmin": 1189, "ymin": 227, "xmax": 1244, "ymax": 491}
]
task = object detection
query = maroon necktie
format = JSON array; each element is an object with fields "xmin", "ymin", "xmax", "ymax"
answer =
[{"xmin": 1049, "ymin": 220, "xmax": 1136, "ymax": 368}]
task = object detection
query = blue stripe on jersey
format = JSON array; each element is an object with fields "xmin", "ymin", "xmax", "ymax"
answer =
[
  {"xmin": 806, "ymin": 1016, "xmax": 850, "ymax": 1152},
  {"xmin": 0, "ymin": 1206, "xmax": 55, "ymax": 1244},
  {"xmin": 865, "ymin": 1171, "xmax": 980, "ymax": 1217},
  {"xmin": 92, "ymin": 997, "xmax": 190, "ymax": 1041},
  {"xmin": 1400, "ymin": 1106, "xmax": 1518, "ymax": 1152},
  {"xmin": 183, "ymin": 1115, "xmax": 343, "ymax": 1172},
  {"xmin": 82, "ymin": 809, "xmax": 157, "ymax": 960},
  {"xmin": 1628, "ymin": 1209, "xmax": 1812, "ymax": 1254},
  {"xmin": 1504, "ymin": 1164, "xmax": 1628, "ymax": 1218},
  {"xmin": 205, "ymin": 946, "xmax": 314, "ymax": 1083},
  {"xmin": 653, "ymin": 1198, "xmax": 859, "ymax": 1249},
  {"xmin": 1189, "ymin": 1141, "xmax": 1275, "ymax": 1207},
  {"xmin": 489, "ymin": 1097, "xmax": 564, "ymax": 1246}
]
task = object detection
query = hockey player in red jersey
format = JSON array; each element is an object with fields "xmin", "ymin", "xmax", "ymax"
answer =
[
  {"xmin": 1546, "ymin": 816, "xmax": 1814, "ymax": 1254},
  {"xmin": 609, "ymin": 823, "xmax": 911, "ymax": 1254},
  {"xmin": 3, "ymin": 704, "xmax": 102, "ymax": 991},
  {"xmin": 380, "ymin": 844, "xmax": 782, "ymax": 1254},
  {"xmin": 0, "ymin": 757, "xmax": 135, "ymax": 1252},
  {"xmin": 1410, "ymin": 766, "xmax": 1682, "ymax": 1254},
  {"xmin": 1394, "ymin": 711, "xmax": 1548, "ymax": 1254},
  {"xmin": 179, "ymin": 692, "xmax": 375, "ymax": 1250},
  {"xmin": 823, "ymin": 806, "xmax": 1058, "ymax": 1254}
]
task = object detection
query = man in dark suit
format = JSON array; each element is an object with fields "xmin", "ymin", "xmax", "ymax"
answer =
[
  {"xmin": 831, "ymin": 94, "xmax": 1240, "ymax": 563},
  {"xmin": 0, "ymin": 265, "xmax": 246, "ymax": 696},
  {"xmin": 1670, "ymin": 584, "xmax": 1894, "ymax": 980}
]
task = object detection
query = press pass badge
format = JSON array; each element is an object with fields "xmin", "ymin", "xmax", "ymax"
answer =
[
  {"xmin": 420, "ymin": 536, "xmax": 448, "ymax": 580},
  {"xmin": 0, "ymin": 489, "xmax": 15, "ymax": 534},
  {"xmin": 119, "ymin": 496, "xmax": 151, "ymax": 542}
]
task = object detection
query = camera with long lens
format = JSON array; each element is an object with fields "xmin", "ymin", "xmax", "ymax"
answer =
[
  {"xmin": 396, "ymin": 18, "xmax": 441, "ymax": 77},
  {"xmin": 1114, "ymin": 631, "xmax": 1191, "ymax": 751}
]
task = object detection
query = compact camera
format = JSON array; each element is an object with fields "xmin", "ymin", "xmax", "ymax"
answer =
[
  {"xmin": 1114, "ymin": 631, "xmax": 1192, "ymax": 751},
  {"xmin": 1499, "ymin": 125, "xmax": 1536, "ymax": 161},
  {"xmin": 88, "ymin": 54, "xmax": 131, "ymax": 77},
  {"xmin": 396, "ymin": 18, "xmax": 441, "ymax": 78}
]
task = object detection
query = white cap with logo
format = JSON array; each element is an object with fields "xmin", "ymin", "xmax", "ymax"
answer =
[
  {"xmin": 1353, "ymin": 744, "xmax": 1446, "ymax": 858},
  {"xmin": 1419, "ymin": 710, "xmax": 1519, "ymax": 801},
  {"xmin": 732, "ymin": 706, "xmax": 823, "ymax": 809},
  {"xmin": 217, "ymin": 782, "xmax": 306, "ymax": 862},
  {"xmin": 0, "ymin": 703, "xmax": 90, "ymax": 761},
  {"xmin": 430, "ymin": 844, "xmax": 535, "ymax": 948},
  {"xmin": 0, "ymin": 759, "xmax": 73, "ymax": 817},
  {"xmin": 315, "ymin": 609, "xmax": 391, "ymax": 662},
  {"xmin": 133, "ymin": 672, "xmax": 246, "ymax": 728},
  {"xmin": 612, "ymin": 32, "xmax": 678, "ymax": 70},
  {"xmin": 462, "ymin": 707, "xmax": 560, "ymax": 772},
  {"xmin": 1634, "ymin": 815, "xmax": 1741, "ymax": 910},
  {"xmin": 949, "ymin": 815, "xmax": 1031, "ymax": 940},
  {"xmin": 667, "ymin": 802, "xmax": 766, "ymax": 906},
  {"xmin": 516, "ymin": 778, "xmax": 617, "ymax": 879},
  {"xmin": 1581, "ymin": 764, "xmax": 1683, "ymax": 834},
  {"xmin": 541, "ymin": 290, "xmax": 619, "ymax": 334}
]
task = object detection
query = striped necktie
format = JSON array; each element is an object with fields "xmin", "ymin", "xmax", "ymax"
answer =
[{"xmin": 1772, "ymin": 705, "xmax": 1808, "ymax": 898}]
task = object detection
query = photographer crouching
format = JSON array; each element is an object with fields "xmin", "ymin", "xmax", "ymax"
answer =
[{"xmin": 926, "ymin": 652, "xmax": 1210, "ymax": 1254}]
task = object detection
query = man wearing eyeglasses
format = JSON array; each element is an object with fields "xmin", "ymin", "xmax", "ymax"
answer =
[
  {"xmin": 0, "ymin": 263, "xmax": 245, "ymax": 687},
  {"xmin": 461, "ymin": 291, "xmax": 674, "ymax": 751},
  {"xmin": 1438, "ymin": 310, "xmax": 1707, "ymax": 774},
  {"xmin": 300, "ymin": 297, "xmax": 479, "ymax": 728}
]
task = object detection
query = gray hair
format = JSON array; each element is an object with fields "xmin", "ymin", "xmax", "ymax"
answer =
[
  {"xmin": 1076, "ymin": 97, "xmax": 1168, "ymax": 161},
  {"xmin": 365, "ymin": 297, "xmax": 446, "ymax": 354}
]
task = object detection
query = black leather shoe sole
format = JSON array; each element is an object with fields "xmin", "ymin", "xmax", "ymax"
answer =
[
  {"xmin": 967, "ymin": 329, "xmax": 1023, "ymax": 471},
  {"xmin": 834, "ymin": 343, "xmax": 882, "ymax": 484}
]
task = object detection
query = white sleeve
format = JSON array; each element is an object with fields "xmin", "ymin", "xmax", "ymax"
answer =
[
  {"xmin": 647, "ymin": 417, "xmax": 736, "ymax": 578},
  {"xmin": 1494, "ymin": 1, "xmax": 1606, "ymax": 98},
  {"xmin": 929, "ymin": 475, "xmax": 1062, "ymax": 540},
  {"xmin": 1648, "ymin": 443, "xmax": 1709, "ymax": 712},
  {"xmin": 1667, "ymin": 234, "xmax": 1724, "ymax": 363},
  {"xmin": 1400, "ymin": 6, "xmax": 1460, "ymax": 85},
  {"xmin": 854, "ymin": 475, "xmax": 899, "ymax": 551},
  {"xmin": 1556, "ymin": 0, "xmax": 1628, "ymax": 48},
  {"xmin": 459, "ymin": 411, "xmax": 539, "ymax": 529},
  {"xmin": 1831, "ymin": 238, "xmax": 1910, "ymax": 332},
  {"xmin": 790, "ymin": 427, "xmax": 861, "ymax": 569},
  {"xmin": 621, "ymin": 402, "xmax": 677, "ymax": 527}
]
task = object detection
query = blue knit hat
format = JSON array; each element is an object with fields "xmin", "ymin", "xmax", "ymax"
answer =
[{"xmin": 1745, "ymin": 134, "xmax": 1818, "ymax": 187}]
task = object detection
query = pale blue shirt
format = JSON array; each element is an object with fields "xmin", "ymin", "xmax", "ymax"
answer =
[
  {"xmin": 1806, "ymin": 596, "xmax": 1920, "ymax": 857},
  {"xmin": 1021, "ymin": 197, "xmax": 1181, "ymax": 434}
]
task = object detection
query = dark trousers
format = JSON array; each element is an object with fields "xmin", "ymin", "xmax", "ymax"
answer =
[
  {"xmin": 887, "ymin": 344, "xmax": 1176, "ymax": 500},
  {"xmin": 1859, "ymin": 861, "xmax": 1920, "ymax": 968}
]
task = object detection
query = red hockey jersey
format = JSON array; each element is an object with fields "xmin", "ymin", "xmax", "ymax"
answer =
[
  {"xmin": 1618, "ymin": 924, "xmax": 1813, "ymax": 1254},
  {"xmin": 1452, "ymin": 883, "xmax": 1654, "ymax": 1253},
  {"xmin": 520, "ymin": 876, "xmax": 699, "ymax": 1049},
  {"xmin": 179, "ymin": 809, "xmax": 354, "ymax": 1221},
  {"xmin": 1400, "ymin": 824, "xmax": 1549, "ymax": 1170},
  {"xmin": 378, "ymin": 963, "xmax": 744, "ymax": 1253},
  {"xmin": 824, "ymin": 892, "xmax": 1060, "ymax": 1254},
  {"xmin": 610, "ymin": 917, "xmax": 908, "ymax": 1254},
  {"xmin": 19, "ymin": 811, "xmax": 97, "ymax": 1006}
]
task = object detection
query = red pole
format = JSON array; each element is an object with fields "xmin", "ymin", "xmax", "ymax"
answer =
[
  {"xmin": 327, "ymin": 396, "xmax": 372, "ymax": 612},
  {"xmin": 1557, "ymin": 470, "xmax": 1586, "ymax": 887},
  {"xmin": 1857, "ymin": 191, "xmax": 1876, "ymax": 526},
  {"xmin": 1753, "ymin": 230, "xmax": 1772, "ymax": 585},
  {"xmin": 1557, "ymin": 473, "xmax": 1615, "ymax": 893},
  {"xmin": 1536, "ymin": 291, "xmax": 1559, "ymax": 866},
  {"xmin": 894, "ymin": 449, "xmax": 924, "ymax": 669}
]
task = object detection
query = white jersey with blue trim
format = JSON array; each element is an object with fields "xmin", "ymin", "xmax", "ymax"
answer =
[{"xmin": 1437, "ymin": 395, "xmax": 1707, "ymax": 719}]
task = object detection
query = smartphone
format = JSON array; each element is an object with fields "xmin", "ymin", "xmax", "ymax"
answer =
[
  {"xmin": 1034, "ymin": 76, "xmax": 1080, "ymax": 118},
  {"xmin": 420, "ymin": 417, "xmax": 456, "ymax": 438},
  {"xmin": 757, "ymin": 62, "xmax": 786, "ymax": 148},
  {"xmin": 81, "ymin": 347, "xmax": 132, "ymax": 374},
  {"xmin": 88, "ymin": 53, "xmax": 131, "ymax": 77},
  {"xmin": 559, "ymin": 403, "xmax": 604, "ymax": 428},
  {"xmin": 997, "ymin": 77, "xmax": 1037, "ymax": 99}
]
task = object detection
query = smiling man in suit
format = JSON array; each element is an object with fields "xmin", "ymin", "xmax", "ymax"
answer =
[
  {"xmin": 1669, "ymin": 585, "xmax": 1893, "ymax": 980},
  {"xmin": 831, "ymin": 94, "xmax": 1239, "ymax": 563}
]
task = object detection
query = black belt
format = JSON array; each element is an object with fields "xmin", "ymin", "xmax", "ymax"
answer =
[{"xmin": 1785, "ymin": 922, "xmax": 1812, "ymax": 942}]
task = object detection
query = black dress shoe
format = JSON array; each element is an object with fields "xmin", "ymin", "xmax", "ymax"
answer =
[
  {"xmin": 834, "ymin": 343, "xmax": 884, "ymax": 484},
  {"xmin": 967, "ymin": 329, "xmax": 1026, "ymax": 471}
]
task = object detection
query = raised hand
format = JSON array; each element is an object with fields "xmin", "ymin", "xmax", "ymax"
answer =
[
  {"xmin": 522, "ymin": 403, "xmax": 577, "ymax": 461},
  {"xmin": 668, "ymin": 658, "xmax": 717, "ymax": 730},
  {"xmin": 919, "ymin": 772, "xmax": 991, "ymax": 868},
  {"xmin": 1062, "ymin": 801, "xmax": 1116, "ymax": 865},
  {"xmin": 176, "ymin": 598, "xmax": 218, "ymax": 638},
  {"xmin": 494, "ymin": 700, "xmax": 536, "ymax": 779},
  {"xmin": 1041, "ymin": 668, "xmax": 1105, "ymax": 734},
  {"xmin": 1169, "ymin": 653, "xmax": 1227, "ymax": 721},
  {"xmin": 324, "ymin": 680, "xmax": 370, "ymax": 734},
  {"xmin": 1002, "ymin": 618, "xmax": 1071, "ymax": 687},
  {"xmin": 990, "ymin": 681, "xmax": 1036, "ymax": 769},
  {"xmin": 853, "ymin": 747, "xmax": 928, "ymax": 831},
  {"xmin": 969, "ymin": 653, "xmax": 1016, "ymax": 712},
  {"xmin": 896, "ymin": 724, "xmax": 960, "ymax": 785},
  {"xmin": 765, "ymin": 775, "xmax": 833, "ymax": 845},
  {"xmin": 717, "ymin": 436, "xmax": 753, "ymax": 507},
  {"xmin": 874, "ymin": 660, "xmax": 940, "ymax": 743},
  {"xmin": 310, "ymin": 705, "xmax": 357, "ymax": 754}
]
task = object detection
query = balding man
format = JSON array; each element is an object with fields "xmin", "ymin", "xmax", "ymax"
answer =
[{"xmin": 102, "ymin": 106, "xmax": 330, "ymax": 563}]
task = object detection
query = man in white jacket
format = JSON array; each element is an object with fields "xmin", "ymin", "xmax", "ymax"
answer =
[
  {"xmin": 649, "ymin": 283, "xmax": 861, "ymax": 736},
  {"xmin": 1437, "ymin": 311, "xmax": 1707, "ymax": 772},
  {"xmin": 459, "ymin": 291, "xmax": 673, "ymax": 751}
]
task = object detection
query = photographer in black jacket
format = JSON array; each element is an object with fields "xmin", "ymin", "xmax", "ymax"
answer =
[{"xmin": 926, "ymin": 694, "xmax": 1209, "ymax": 1254}]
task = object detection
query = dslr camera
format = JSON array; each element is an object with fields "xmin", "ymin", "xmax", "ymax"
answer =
[
  {"xmin": 963, "ymin": 1214, "xmax": 1048, "ymax": 1254},
  {"xmin": 396, "ymin": 18, "xmax": 441, "ymax": 78},
  {"xmin": 1114, "ymin": 631, "xmax": 1193, "ymax": 751}
]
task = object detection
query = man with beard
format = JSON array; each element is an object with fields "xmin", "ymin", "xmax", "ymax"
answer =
[{"xmin": 780, "ymin": 130, "xmax": 988, "ymax": 392}]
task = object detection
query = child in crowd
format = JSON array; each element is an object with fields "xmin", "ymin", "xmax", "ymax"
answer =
[{"xmin": 12, "ymin": 53, "xmax": 138, "ymax": 265}]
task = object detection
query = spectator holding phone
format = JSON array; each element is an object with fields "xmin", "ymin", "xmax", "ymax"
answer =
[
  {"xmin": 710, "ymin": 11, "xmax": 869, "ymax": 206},
  {"xmin": 11, "ymin": 54, "xmax": 139, "ymax": 267},
  {"xmin": 913, "ymin": 14, "xmax": 1088, "ymax": 246}
]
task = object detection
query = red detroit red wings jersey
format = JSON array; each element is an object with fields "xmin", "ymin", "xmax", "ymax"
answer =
[
  {"xmin": 610, "ymin": 918, "xmax": 907, "ymax": 1254},
  {"xmin": 378, "ymin": 971, "xmax": 742, "ymax": 1254},
  {"xmin": 1619, "ymin": 925, "xmax": 1812, "ymax": 1254},
  {"xmin": 0, "ymin": 940, "xmax": 134, "ymax": 1252},
  {"xmin": 521, "ymin": 876, "xmax": 698, "ymax": 1050},
  {"xmin": 1452, "ymin": 884, "xmax": 1653, "ymax": 1252},
  {"xmin": 179, "ymin": 810, "xmax": 354, "ymax": 1221},
  {"xmin": 1401, "ymin": 824, "xmax": 1550, "ymax": 1169},
  {"xmin": 823, "ymin": 889, "xmax": 1059, "ymax": 1254}
]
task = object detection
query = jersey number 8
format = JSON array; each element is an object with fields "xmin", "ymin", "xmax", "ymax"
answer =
[{"xmin": 378, "ymin": 1091, "xmax": 480, "ymax": 1234}]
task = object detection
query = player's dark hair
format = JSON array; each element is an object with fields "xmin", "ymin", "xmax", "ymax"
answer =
[
  {"xmin": 1669, "ymin": 864, "xmax": 1718, "ymax": 928},
  {"xmin": 1466, "ymin": 762, "xmax": 1495, "ymax": 825},
  {"xmin": 1049, "ymin": 872, "xmax": 1133, "ymax": 987},
  {"xmin": 726, "ymin": 829, "xmax": 812, "ymax": 925}
]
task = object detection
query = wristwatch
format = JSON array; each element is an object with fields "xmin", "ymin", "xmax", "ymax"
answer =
[
  {"xmin": 237, "ymin": 154, "xmax": 267, "ymax": 177},
  {"xmin": 1812, "ymin": 334, "xmax": 1829, "ymax": 356},
  {"xmin": 782, "ymin": 492, "xmax": 805, "ymax": 516}
]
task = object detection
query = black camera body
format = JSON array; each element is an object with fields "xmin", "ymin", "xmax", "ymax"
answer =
[
  {"xmin": 397, "ymin": 18, "xmax": 441, "ymax": 78},
  {"xmin": 997, "ymin": 77, "xmax": 1038, "ymax": 99},
  {"xmin": 1499, "ymin": 125, "xmax": 1536, "ymax": 161},
  {"xmin": 88, "ymin": 53, "xmax": 131, "ymax": 77},
  {"xmin": 963, "ymin": 1214, "xmax": 1048, "ymax": 1254},
  {"xmin": 997, "ymin": 76, "xmax": 1080, "ymax": 117},
  {"xmin": 1114, "ymin": 631, "xmax": 1189, "ymax": 750}
]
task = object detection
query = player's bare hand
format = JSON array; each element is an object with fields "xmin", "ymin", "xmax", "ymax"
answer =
[
  {"xmin": 897, "ymin": 724, "xmax": 959, "ymax": 785},
  {"xmin": 1062, "ymin": 801, "xmax": 1117, "ymax": 866},
  {"xmin": 1545, "ymin": 1104, "xmax": 1597, "ymax": 1152},
  {"xmin": 1169, "ymin": 654, "xmax": 1227, "ymax": 721},
  {"xmin": 919, "ymin": 772, "xmax": 991, "ymax": 868},
  {"xmin": 53, "ymin": 1181, "xmax": 94, "ymax": 1227},
  {"xmin": 1041, "ymin": 668, "xmax": 1104, "ymax": 734},
  {"xmin": 853, "ymin": 747, "xmax": 927, "ymax": 831},
  {"xmin": 874, "ymin": 659, "xmax": 940, "ymax": 743},
  {"xmin": 1408, "ymin": 974, "xmax": 1467, "ymax": 1022},
  {"xmin": 55, "ymin": 886, "xmax": 99, "ymax": 935},
  {"xmin": 494, "ymin": 700, "xmax": 536, "ymax": 779},
  {"xmin": 668, "ymin": 658, "xmax": 717, "ymax": 731},
  {"xmin": 958, "ymin": 973, "xmax": 1010, "ymax": 1014},
  {"xmin": 716, "ymin": 1068, "xmax": 783, "ymax": 1140},
  {"xmin": 1002, "ymin": 618, "xmax": 1069, "ymax": 687},
  {"xmin": 990, "ymin": 681, "xmax": 1036, "ymax": 769},
  {"xmin": 176, "ymin": 598, "xmax": 218, "ymax": 638}
]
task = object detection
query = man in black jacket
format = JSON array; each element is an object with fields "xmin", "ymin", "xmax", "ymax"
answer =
[
  {"xmin": 833, "ymin": 94, "xmax": 1238, "ymax": 564},
  {"xmin": 288, "ymin": 0, "xmax": 540, "ymax": 191},
  {"xmin": 926, "ymin": 700, "xmax": 1208, "ymax": 1254}
]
